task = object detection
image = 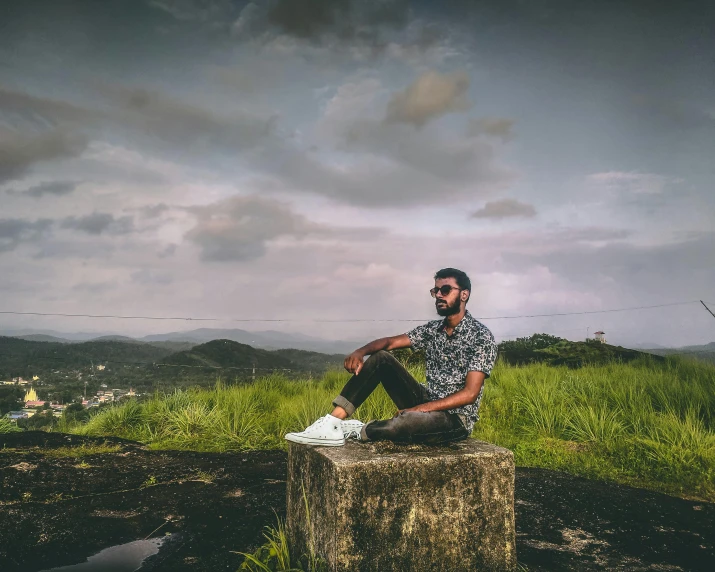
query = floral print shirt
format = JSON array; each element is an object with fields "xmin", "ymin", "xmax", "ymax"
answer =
[{"xmin": 406, "ymin": 310, "xmax": 498, "ymax": 432}]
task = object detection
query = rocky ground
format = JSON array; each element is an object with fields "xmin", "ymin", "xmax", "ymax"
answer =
[{"xmin": 0, "ymin": 432, "xmax": 713, "ymax": 571}]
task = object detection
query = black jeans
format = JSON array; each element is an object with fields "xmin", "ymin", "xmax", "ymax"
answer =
[{"xmin": 332, "ymin": 351, "xmax": 470, "ymax": 445}]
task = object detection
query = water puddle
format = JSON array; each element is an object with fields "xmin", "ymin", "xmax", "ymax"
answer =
[{"xmin": 38, "ymin": 537, "xmax": 166, "ymax": 572}]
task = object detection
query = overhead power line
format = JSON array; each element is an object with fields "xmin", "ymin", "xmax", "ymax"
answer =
[{"xmin": 0, "ymin": 300, "xmax": 701, "ymax": 323}]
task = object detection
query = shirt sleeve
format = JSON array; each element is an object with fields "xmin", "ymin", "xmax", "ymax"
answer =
[
  {"xmin": 406, "ymin": 323, "xmax": 431, "ymax": 352},
  {"xmin": 467, "ymin": 328, "xmax": 498, "ymax": 378}
]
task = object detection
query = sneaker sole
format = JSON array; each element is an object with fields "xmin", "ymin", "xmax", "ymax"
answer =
[{"xmin": 284, "ymin": 434, "xmax": 345, "ymax": 446}]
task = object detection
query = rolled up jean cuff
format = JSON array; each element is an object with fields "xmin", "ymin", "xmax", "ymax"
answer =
[
  {"xmin": 360, "ymin": 420, "xmax": 375, "ymax": 442},
  {"xmin": 332, "ymin": 395, "xmax": 356, "ymax": 416}
]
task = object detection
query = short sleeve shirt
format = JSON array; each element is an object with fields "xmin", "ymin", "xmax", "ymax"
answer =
[{"xmin": 406, "ymin": 311, "xmax": 498, "ymax": 432}]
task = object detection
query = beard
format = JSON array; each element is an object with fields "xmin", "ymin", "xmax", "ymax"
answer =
[{"xmin": 436, "ymin": 297, "xmax": 461, "ymax": 316}]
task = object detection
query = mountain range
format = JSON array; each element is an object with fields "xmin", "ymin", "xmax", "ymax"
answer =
[{"xmin": 1, "ymin": 328, "xmax": 362, "ymax": 355}]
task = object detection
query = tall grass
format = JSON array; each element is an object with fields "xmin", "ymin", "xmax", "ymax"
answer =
[{"xmin": 64, "ymin": 356, "xmax": 715, "ymax": 500}]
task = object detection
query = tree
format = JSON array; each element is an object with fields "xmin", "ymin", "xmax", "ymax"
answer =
[
  {"xmin": 63, "ymin": 402, "xmax": 90, "ymax": 424},
  {"xmin": 0, "ymin": 386, "xmax": 23, "ymax": 415}
]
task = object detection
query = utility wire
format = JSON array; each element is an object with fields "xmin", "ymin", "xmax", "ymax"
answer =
[{"xmin": 0, "ymin": 300, "xmax": 701, "ymax": 323}]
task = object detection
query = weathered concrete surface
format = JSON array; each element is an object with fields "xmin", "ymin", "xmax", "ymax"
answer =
[
  {"xmin": 2, "ymin": 432, "xmax": 713, "ymax": 571},
  {"xmin": 286, "ymin": 439, "xmax": 516, "ymax": 572}
]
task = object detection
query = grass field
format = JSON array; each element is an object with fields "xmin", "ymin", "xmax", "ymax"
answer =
[{"xmin": 34, "ymin": 355, "xmax": 715, "ymax": 502}]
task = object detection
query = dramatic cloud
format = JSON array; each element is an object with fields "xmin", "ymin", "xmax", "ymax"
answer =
[
  {"xmin": 149, "ymin": 0, "xmax": 236, "ymax": 22},
  {"xmin": 0, "ymin": 128, "xmax": 88, "ymax": 183},
  {"xmin": 467, "ymin": 118, "xmax": 515, "ymax": 142},
  {"xmin": 231, "ymin": 0, "xmax": 409, "ymax": 44},
  {"xmin": 471, "ymin": 199, "xmax": 536, "ymax": 219},
  {"xmin": 0, "ymin": 87, "xmax": 95, "ymax": 126},
  {"xmin": 61, "ymin": 213, "xmax": 135, "ymax": 235},
  {"xmin": 0, "ymin": 1, "xmax": 712, "ymax": 347},
  {"xmin": 7, "ymin": 181, "xmax": 77, "ymax": 198},
  {"xmin": 185, "ymin": 195, "xmax": 322, "ymax": 262},
  {"xmin": 0, "ymin": 218, "xmax": 53, "ymax": 252},
  {"xmin": 96, "ymin": 84, "xmax": 277, "ymax": 153},
  {"xmin": 586, "ymin": 171, "xmax": 676, "ymax": 196},
  {"xmin": 385, "ymin": 70, "xmax": 471, "ymax": 127}
]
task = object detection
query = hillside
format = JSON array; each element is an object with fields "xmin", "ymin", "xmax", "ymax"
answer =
[
  {"xmin": 161, "ymin": 340, "xmax": 345, "ymax": 372},
  {"xmin": 161, "ymin": 340, "xmax": 296, "ymax": 370},
  {"xmin": 497, "ymin": 335, "xmax": 665, "ymax": 368},
  {"xmin": 0, "ymin": 337, "xmax": 178, "ymax": 378},
  {"xmin": 644, "ymin": 342, "xmax": 715, "ymax": 365}
]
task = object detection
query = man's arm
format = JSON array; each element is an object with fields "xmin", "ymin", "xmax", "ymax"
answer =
[
  {"xmin": 344, "ymin": 334, "xmax": 412, "ymax": 374},
  {"xmin": 399, "ymin": 371, "xmax": 486, "ymax": 413}
]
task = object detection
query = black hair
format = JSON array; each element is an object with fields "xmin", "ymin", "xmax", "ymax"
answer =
[{"xmin": 434, "ymin": 268, "xmax": 471, "ymax": 302}]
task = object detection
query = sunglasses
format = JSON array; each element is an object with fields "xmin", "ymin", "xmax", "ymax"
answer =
[{"xmin": 430, "ymin": 285, "xmax": 461, "ymax": 298}]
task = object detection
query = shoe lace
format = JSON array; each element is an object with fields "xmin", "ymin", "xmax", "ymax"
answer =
[{"xmin": 304, "ymin": 415, "xmax": 329, "ymax": 432}]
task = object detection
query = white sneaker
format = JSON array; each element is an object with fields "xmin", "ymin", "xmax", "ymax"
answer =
[
  {"xmin": 342, "ymin": 419, "xmax": 365, "ymax": 440},
  {"xmin": 285, "ymin": 414, "xmax": 345, "ymax": 446}
]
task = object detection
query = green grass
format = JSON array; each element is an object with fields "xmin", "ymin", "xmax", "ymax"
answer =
[
  {"xmin": 35, "ymin": 443, "xmax": 122, "ymax": 458},
  {"xmin": 59, "ymin": 356, "xmax": 715, "ymax": 501}
]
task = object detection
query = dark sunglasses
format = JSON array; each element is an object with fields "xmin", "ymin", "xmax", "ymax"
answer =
[{"xmin": 430, "ymin": 285, "xmax": 461, "ymax": 298}]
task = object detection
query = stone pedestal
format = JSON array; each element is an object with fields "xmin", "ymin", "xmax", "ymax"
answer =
[{"xmin": 286, "ymin": 439, "xmax": 516, "ymax": 571}]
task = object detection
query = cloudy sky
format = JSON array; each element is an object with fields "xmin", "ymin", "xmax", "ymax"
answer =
[{"xmin": 1, "ymin": 0, "xmax": 714, "ymax": 347}]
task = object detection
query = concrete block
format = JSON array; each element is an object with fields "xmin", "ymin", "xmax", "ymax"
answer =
[{"xmin": 286, "ymin": 439, "xmax": 516, "ymax": 571}]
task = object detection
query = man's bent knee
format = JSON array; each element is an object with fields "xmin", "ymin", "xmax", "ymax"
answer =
[{"xmin": 366, "ymin": 350, "xmax": 397, "ymax": 366}]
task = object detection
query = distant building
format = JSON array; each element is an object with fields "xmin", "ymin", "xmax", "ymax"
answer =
[
  {"xmin": 24, "ymin": 387, "xmax": 39, "ymax": 402},
  {"xmin": 6, "ymin": 411, "xmax": 28, "ymax": 420},
  {"xmin": 25, "ymin": 400, "xmax": 46, "ymax": 408},
  {"xmin": 594, "ymin": 331, "xmax": 607, "ymax": 344}
]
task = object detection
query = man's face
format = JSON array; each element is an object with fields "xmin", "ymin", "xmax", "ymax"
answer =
[{"xmin": 434, "ymin": 277, "xmax": 465, "ymax": 316}]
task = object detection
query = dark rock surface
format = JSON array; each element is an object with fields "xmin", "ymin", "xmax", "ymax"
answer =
[{"xmin": 1, "ymin": 432, "xmax": 713, "ymax": 571}]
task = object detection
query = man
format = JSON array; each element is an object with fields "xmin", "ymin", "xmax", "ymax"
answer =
[{"xmin": 284, "ymin": 268, "xmax": 498, "ymax": 446}]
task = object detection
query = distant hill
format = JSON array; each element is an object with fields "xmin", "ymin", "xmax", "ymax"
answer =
[
  {"xmin": 13, "ymin": 334, "xmax": 74, "ymax": 344},
  {"xmin": 0, "ymin": 336, "xmax": 345, "ymax": 391},
  {"xmin": 139, "ymin": 328, "xmax": 360, "ymax": 354},
  {"xmin": 643, "ymin": 342, "xmax": 715, "ymax": 365},
  {"xmin": 162, "ymin": 340, "xmax": 295, "ymax": 370},
  {"xmin": 498, "ymin": 335, "xmax": 665, "ymax": 368},
  {"xmin": 160, "ymin": 340, "xmax": 344, "ymax": 372},
  {"xmin": 0, "ymin": 337, "xmax": 178, "ymax": 378}
]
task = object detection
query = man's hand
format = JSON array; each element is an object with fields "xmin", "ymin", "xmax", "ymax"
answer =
[
  {"xmin": 344, "ymin": 351, "xmax": 366, "ymax": 375},
  {"xmin": 395, "ymin": 403, "xmax": 432, "ymax": 416}
]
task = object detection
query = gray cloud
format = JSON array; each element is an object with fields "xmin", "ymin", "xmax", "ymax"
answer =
[
  {"xmin": 7, "ymin": 181, "xmax": 77, "ymax": 198},
  {"xmin": 61, "ymin": 213, "xmax": 135, "ymax": 235},
  {"xmin": 185, "ymin": 194, "xmax": 381, "ymax": 261},
  {"xmin": 0, "ymin": 127, "xmax": 88, "ymax": 183},
  {"xmin": 232, "ymin": 0, "xmax": 409, "ymax": 43},
  {"xmin": 471, "ymin": 199, "xmax": 536, "ymax": 219},
  {"xmin": 138, "ymin": 203, "xmax": 171, "ymax": 218},
  {"xmin": 149, "ymin": 0, "xmax": 236, "ymax": 22},
  {"xmin": 0, "ymin": 86, "xmax": 96, "ymax": 126},
  {"xmin": 185, "ymin": 194, "xmax": 321, "ymax": 262},
  {"xmin": 131, "ymin": 268, "xmax": 173, "ymax": 285},
  {"xmin": 0, "ymin": 218, "xmax": 53, "ymax": 252},
  {"xmin": 71, "ymin": 281, "xmax": 116, "ymax": 294},
  {"xmin": 496, "ymin": 231, "xmax": 715, "ymax": 309},
  {"xmin": 385, "ymin": 70, "xmax": 471, "ymax": 128},
  {"xmin": 96, "ymin": 83, "xmax": 277, "ymax": 153},
  {"xmin": 467, "ymin": 117, "xmax": 515, "ymax": 142}
]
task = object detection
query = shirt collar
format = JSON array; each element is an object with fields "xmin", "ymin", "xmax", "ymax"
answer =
[{"xmin": 439, "ymin": 310, "xmax": 472, "ymax": 336}]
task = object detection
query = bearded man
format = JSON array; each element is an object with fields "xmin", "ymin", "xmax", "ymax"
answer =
[{"xmin": 285, "ymin": 268, "xmax": 498, "ymax": 446}]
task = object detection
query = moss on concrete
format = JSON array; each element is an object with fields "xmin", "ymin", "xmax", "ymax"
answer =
[{"xmin": 287, "ymin": 439, "xmax": 516, "ymax": 571}]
